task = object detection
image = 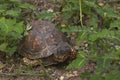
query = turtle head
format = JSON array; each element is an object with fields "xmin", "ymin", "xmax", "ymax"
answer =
[{"xmin": 53, "ymin": 42, "xmax": 72, "ymax": 62}]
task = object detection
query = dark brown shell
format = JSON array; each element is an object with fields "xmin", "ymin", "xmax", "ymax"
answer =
[{"xmin": 23, "ymin": 21, "xmax": 72, "ymax": 64}]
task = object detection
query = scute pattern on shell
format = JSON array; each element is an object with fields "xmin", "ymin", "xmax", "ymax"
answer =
[{"xmin": 23, "ymin": 20, "xmax": 72, "ymax": 63}]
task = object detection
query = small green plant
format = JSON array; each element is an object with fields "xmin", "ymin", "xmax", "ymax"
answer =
[
  {"xmin": 61, "ymin": 0, "xmax": 120, "ymax": 79},
  {"xmin": 0, "ymin": 0, "xmax": 35, "ymax": 56},
  {"xmin": 0, "ymin": 0, "xmax": 35, "ymax": 19},
  {"xmin": 0, "ymin": 17, "xmax": 24, "ymax": 56},
  {"xmin": 38, "ymin": 10, "xmax": 59, "ymax": 22}
]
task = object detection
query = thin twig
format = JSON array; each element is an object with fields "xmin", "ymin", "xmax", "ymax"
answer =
[
  {"xmin": 79, "ymin": 0, "xmax": 83, "ymax": 27},
  {"xmin": 8, "ymin": 64, "xmax": 15, "ymax": 72}
]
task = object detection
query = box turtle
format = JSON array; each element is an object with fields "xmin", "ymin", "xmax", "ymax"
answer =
[{"xmin": 22, "ymin": 21, "xmax": 73, "ymax": 66}]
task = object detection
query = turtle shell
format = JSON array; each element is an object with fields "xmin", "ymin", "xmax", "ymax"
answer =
[{"xmin": 23, "ymin": 21, "xmax": 72, "ymax": 65}]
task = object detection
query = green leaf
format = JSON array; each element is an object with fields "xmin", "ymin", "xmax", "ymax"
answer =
[
  {"xmin": 76, "ymin": 30, "xmax": 88, "ymax": 44},
  {"xmin": 62, "ymin": 11, "xmax": 73, "ymax": 20},
  {"xmin": 66, "ymin": 52, "xmax": 87, "ymax": 69},
  {"xmin": 102, "ymin": 4, "xmax": 120, "ymax": 19},
  {"xmin": 103, "ymin": 52, "xmax": 120, "ymax": 60},
  {"xmin": 90, "ymin": 74, "xmax": 103, "ymax": 80},
  {"xmin": 105, "ymin": 70, "xmax": 120, "ymax": 80},
  {"xmin": 0, "ymin": 17, "xmax": 5, "ymax": 22},
  {"xmin": 6, "ymin": 46, "xmax": 17, "ymax": 56},
  {"xmin": 39, "ymin": 10, "xmax": 58, "ymax": 21},
  {"xmin": 5, "ymin": 19, "xmax": 16, "ymax": 28},
  {"xmin": 0, "ymin": 10, "xmax": 5, "ymax": 13},
  {"xmin": 0, "ymin": 43, "xmax": 8, "ymax": 52},
  {"xmin": 84, "ymin": 0, "xmax": 98, "ymax": 9},
  {"xmin": 19, "ymin": 3, "xmax": 35, "ymax": 10},
  {"xmin": 89, "ymin": 15, "xmax": 99, "ymax": 28},
  {"xmin": 89, "ymin": 29, "xmax": 115, "ymax": 41},
  {"xmin": 14, "ymin": 21, "xmax": 24, "ymax": 34},
  {"xmin": 6, "ymin": 9, "xmax": 21, "ymax": 17},
  {"xmin": 0, "ymin": 18, "xmax": 16, "ymax": 34},
  {"xmin": 10, "ymin": 0, "xmax": 20, "ymax": 2},
  {"xmin": 0, "ymin": 3, "xmax": 8, "ymax": 10},
  {"xmin": 110, "ymin": 20, "xmax": 120, "ymax": 29},
  {"xmin": 26, "ymin": 24, "xmax": 32, "ymax": 31}
]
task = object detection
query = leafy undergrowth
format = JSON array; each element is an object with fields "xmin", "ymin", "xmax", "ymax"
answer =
[
  {"xmin": 0, "ymin": 0, "xmax": 35, "ymax": 56},
  {"xmin": 0, "ymin": 0, "xmax": 120, "ymax": 80},
  {"xmin": 61, "ymin": 0, "xmax": 120, "ymax": 80}
]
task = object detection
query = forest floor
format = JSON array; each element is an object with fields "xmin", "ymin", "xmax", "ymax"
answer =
[
  {"xmin": 0, "ymin": 0, "xmax": 119, "ymax": 80},
  {"xmin": 0, "ymin": 55, "xmax": 96, "ymax": 80},
  {"xmin": 0, "ymin": 1, "xmax": 95, "ymax": 80}
]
